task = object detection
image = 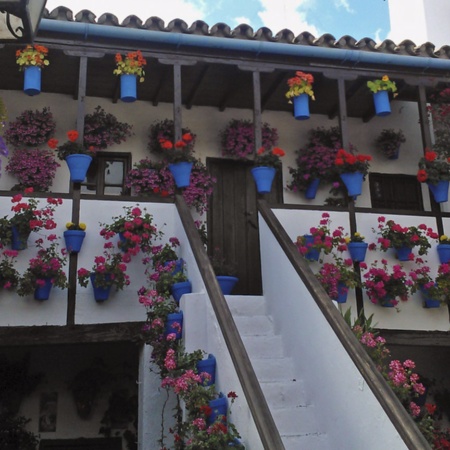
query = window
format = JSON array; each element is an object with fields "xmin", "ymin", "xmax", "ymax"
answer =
[
  {"xmin": 81, "ymin": 152, "xmax": 131, "ymax": 195},
  {"xmin": 369, "ymin": 173, "xmax": 424, "ymax": 211}
]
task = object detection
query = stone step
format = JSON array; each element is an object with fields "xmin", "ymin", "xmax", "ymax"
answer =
[
  {"xmin": 233, "ymin": 315, "xmax": 274, "ymax": 336},
  {"xmin": 226, "ymin": 296, "xmax": 267, "ymax": 316},
  {"xmin": 272, "ymin": 404, "xmax": 322, "ymax": 435},
  {"xmin": 260, "ymin": 379, "xmax": 308, "ymax": 408},
  {"xmin": 281, "ymin": 432, "xmax": 330, "ymax": 450},
  {"xmin": 241, "ymin": 334, "xmax": 284, "ymax": 357},
  {"xmin": 249, "ymin": 357, "xmax": 295, "ymax": 381}
]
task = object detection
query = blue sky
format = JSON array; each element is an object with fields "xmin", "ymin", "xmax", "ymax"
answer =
[{"xmin": 45, "ymin": 0, "xmax": 392, "ymax": 43}]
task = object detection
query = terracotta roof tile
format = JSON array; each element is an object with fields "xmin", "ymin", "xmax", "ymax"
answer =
[
  {"xmin": 121, "ymin": 15, "xmax": 144, "ymax": 29},
  {"xmin": 75, "ymin": 9, "xmax": 96, "ymax": 24}
]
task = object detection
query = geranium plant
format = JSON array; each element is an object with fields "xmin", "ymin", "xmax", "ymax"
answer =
[
  {"xmin": 113, "ymin": 50, "xmax": 146, "ymax": 82},
  {"xmin": 361, "ymin": 259, "xmax": 412, "ymax": 306},
  {"xmin": 334, "ymin": 148, "xmax": 372, "ymax": 176},
  {"xmin": 15, "ymin": 45, "xmax": 49, "ymax": 70},
  {"xmin": 49, "ymin": 130, "xmax": 95, "ymax": 160},
  {"xmin": 5, "ymin": 107, "xmax": 56, "ymax": 147},
  {"xmin": 417, "ymin": 148, "xmax": 450, "ymax": 185},
  {"xmin": 346, "ymin": 232, "xmax": 365, "ymax": 243},
  {"xmin": 375, "ymin": 129, "xmax": 406, "ymax": 159},
  {"xmin": 409, "ymin": 259, "xmax": 443, "ymax": 301},
  {"xmin": 147, "ymin": 119, "xmax": 196, "ymax": 156},
  {"xmin": 65, "ymin": 222, "xmax": 86, "ymax": 231},
  {"xmin": 0, "ymin": 248, "xmax": 20, "ymax": 290},
  {"xmin": 285, "ymin": 71, "xmax": 315, "ymax": 101},
  {"xmin": 17, "ymin": 236, "xmax": 68, "ymax": 297},
  {"xmin": 219, "ymin": 119, "xmax": 278, "ymax": 159},
  {"xmin": 374, "ymin": 216, "xmax": 437, "ymax": 256},
  {"xmin": 5, "ymin": 147, "xmax": 60, "ymax": 192},
  {"xmin": 159, "ymin": 132, "xmax": 196, "ymax": 164},
  {"xmin": 367, "ymin": 75, "xmax": 397, "ymax": 93},
  {"xmin": 83, "ymin": 106, "xmax": 133, "ymax": 150},
  {"xmin": 253, "ymin": 146, "xmax": 285, "ymax": 169},
  {"xmin": 150, "ymin": 237, "xmax": 181, "ymax": 270},
  {"xmin": 78, "ymin": 244, "xmax": 130, "ymax": 291}
]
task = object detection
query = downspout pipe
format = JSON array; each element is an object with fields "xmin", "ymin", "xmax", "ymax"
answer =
[{"xmin": 39, "ymin": 19, "xmax": 450, "ymax": 73}]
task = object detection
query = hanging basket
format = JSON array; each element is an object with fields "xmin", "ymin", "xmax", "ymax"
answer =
[
  {"xmin": 23, "ymin": 66, "xmax": 41, "ymax": 96},
  {"xmin": 11, "ymin": 226, "xmax": 31, "ymax": 251},
  {"xmin": 171, "ymin": 280, "xmax": 192, "ymax": 305},
  {"xmin": 65, "ymin": 154, "xmax": 92, "ymax": 183},
  {"xmin": 437, "ymin": 244, "xmax": 450, "ymax": 264},
  {"xmin": 394, "ymin": 246, "xmax": 412, "ymax": 261},
  {"xmin": 305, "ymin": 178, "xmax": 320, "ymax": 199},
  {"xmin": 335, "ymin": 283, "xmax": 348, "ymax": 304},
  {"xmin": 373, "ymin": 90, "xmax": 391, "ymax": 116},
  {"xmin": 207, "ymin": 393, "xmax": 227, "ymax": 425},
  {"xmin": 216, "ymin": 275, "xmax": 239, "ymax": 295},
  {"xmin": 169, "ymin": 162, "xmax": 193, "ymax": 188},
  {"xmin": 340, "ymin": 171, "xmax": 364, "ymax": 197},
  {"xmin": 292, "ymin": 93, "xmax": 310, "ymax": 120},
  {"xmin": 165, "ymin": 311, "xmax": 183, "ymax": 339},
  {"xmin": 251, "ymin": 166, "xmax": 276, "ymax": 194},
  {"xmin": 427, "ymin": 180, "xmax": 449, "ymax": 203},
  {"xmin": 120, "ymin": 74, "xmax": 137, "ymax": 102},
  {"xmin": 90, "ymin": 273, "xmax": 112, "ymax": 302},
  {"xmin": 34, "ymin": 278, "xmax": 53, "ymax": 301},
  {"xmin": 196, "ymin": 354, "xmax": 216, "ymax": 386},
  {"xmin": 64, "ymin": 230, "xmax": 86, "ymax": 254},
  {"xmin": 347, "ymin": 242, "xmax": 368, "ymax": 262},
  {"xmin": 303, "ymin": 234, "xmax": 320, "ymax": 262}
]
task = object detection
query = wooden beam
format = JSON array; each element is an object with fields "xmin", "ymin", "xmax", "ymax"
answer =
[
  {"xmin": 0, "ymin": 322, "xmax": 145, "ymax": 347},
  {"xmin": 378, "ymin": 329, "xmax": 450, "ymax": 347},
  {"xmin": 252, "ymin": 71, "xmax": 262, "ymax": 151},
  {"xmin": 185, "ymin": 65, "xmax": 209, "ymax": 110}
]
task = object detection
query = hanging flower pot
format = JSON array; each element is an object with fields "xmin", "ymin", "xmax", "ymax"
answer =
[
  {"xmin": 34, "ymin": 278, "xmax": 53, "ymax": 301},
  {"xmin": 437, "ymin": 244, "xmax": 450, "ymax": 264},
  {"xmin": 420, "ymin": 286, "xmax": 441, "ymax": 309},
  {"xmin": 347, "ymin": 242, "xmax": 368, "ymax": 262},
  {"xmin": 65, "ymin": 154, "xmax": 92, "ymax": 183},
  {"xmin": 169, "ymin": 162, "xmax": 193, "ymax": 188},
  {"xmin": 171, "ymin": 280, "xmax": 192, "ymax": 305},
  {"xmin": 427, "ymin": 180, "xmax": 449, "ymax": 203},
  {"xmin": 336, "ymin": 283, "xmax": 348, "ymax": 304},
  {"xmin": 293, "ymin": 93, "xmax": 310, "ymax": 120},
  {"xmin": 164, "ymin": 259, "xmax": 184, "ymax": 275},
  {"xmin": 23, "ymin": 66, "xmax": 42, "ymax": 96},
  {"xmin": 64, "ymin": 230, "xmax": 86, "ymax": 254},
  {"xmin": 394, "ymin": 246, "xmax": 412, "ymax": 261},
  {"xmin": 165, "ymin": 311, "xmax": 183, "ymax": 339},
  {"xmin": 251, "ymin": 166, "xmax": 276, "ymax": 194},
  {"xmin": 387, "ymin": 146, "xmax": 400, "ymax": 160},
  {"xmin": 305, "ymin": 178, "xmax": 320, "ymax": 199},
  {"xmin": 216, "ymin": 275, "xmax": 239, "ymax": 295},
  {"xmin": 340, "ymin": 172, "xmax": 364, "ymax": 197},
  {"xmin": 207, "ymin": 393, "xmax": 227, "ymax": 425},
  {"xmin": 379, "ymin": 297, "xmax": 396, "ymax": 307},
  {"xmin": 303, "ymin": 234, "xmax": 320, "ymax": 262},
  {"xmin": 372, "ymin": 90, "xmax": 391, "ymax": 116},
  {"xmin": 196, "ymin": 354, "xmax": 216, "ymax": 386},
  {"xmin": 120, "ymin": 74, "xmax": 137, "ymax": 103},
  {"xmin": 11, "ymin": 226, "xmax": 31, "ymax": 251},
  {"xmin": 90, "ymin": 273, "xmax": 112, "ymax": 302}
]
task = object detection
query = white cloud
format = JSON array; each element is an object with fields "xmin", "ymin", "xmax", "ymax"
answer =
[
  {"xmin": 45, "ymin": 0, "xmax": 206, "ymax": 24},
  {"xmin": 334, "ymin": 0, "xmax": 354, "ymax": 14},
  {"xmin": 233, "ymin": 16, "xmax": 253, "ymax": 27},
  {"xmin": 257, "ymin": 0, "xmax": 319, "ymax": 35}
]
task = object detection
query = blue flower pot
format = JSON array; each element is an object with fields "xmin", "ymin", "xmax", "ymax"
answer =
[
  {"xmin": 164, "ymin": 259, "xmax": 184, "ymax": 275},
  {"xmin": 34, "ymin": 278, "xmax": 53, "ymax": 301},
  {"xmin": 373, "ymin": 90, "xmax": 391, "ymax": 116},
  {"xmin": 120, "ymin": 74, "xmax": 137, "ymax": 102},
  {"xmin": 23, "ymin": 66, "xmax": 41, "ymax": 96},
  {"xmin": 420, "ymin": 285, "xmax": 441, "ymax": 308},
  {"xmin": 64, "ymin": 230, "xmax": 86, "ymax": 253},
  {"xmin": 305, "ymin": 178, "xmax": 320, "ymax": 199},
  {"xmin": 90, "ymin": 273, "xmax": 112, "ymax": 302},
  {"xmin": 336, "ymin": 283, "xmax": 348, "ymax": 304},
  {"xmin": 395, "ymin": 246, "xmax": 412, "ymax": 261},
  {"xmin": 165, "ymin": 311, "xmax": 183, "ymax": 339},
  {"xmin": 216, "ymin": 275, "xmax": 239, "ymax": 295},
  {"xmin": 65, "ymin": 154, "xmax": 92, "ymax": 183},
  {"xmin": 380, "ymin": 296, "xmax": 396, "ymax": 307},
  {"xmin": 251, "ymin": 166, "xmax": 276, "ymax": 194},
  {"xmin": 11, "ymin": 225, "xmax": 30, "ymax": 251},
  {"xmin": 293, "ymin": 93, "xmax": 310, "ymax": 120},
  {"xmin": 437, "ymin": 244, "xmax": 450, "ymax": 264},
  {"xmin": 171, "ymin": 281, "xmax": 192, "ymax": 305},
  {"xmin": 303, "ymin": 234, "xmax": 320, "ymax": 261},
  {"xmin": 207, "ymin": 393, "xmax": 227, "ymax": 424},
  {"xmin": 196, "ymin": 354, "xmax": 216, "ymax": 386},
  {"xmin": 169, "ymin": 162, "xmax": 193, "ymax": 188},
  {"xmin": 340, "ymin": 172, "xmax": 364, "ymax": 197},
  {"xmin": 427, "ymin": 180, "xmax": 449, "ymax": 203},
  {"xmin": 348, "ymin": 242, "xmax": 368, "ymax": 262}
]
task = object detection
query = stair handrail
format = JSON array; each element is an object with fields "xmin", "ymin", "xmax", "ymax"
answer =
[
  {"xmin": 175, "ymin": 195, "xmax": 286, "ymax": 450},
  {"xmin": 257, "ymin": 198, "xmax": 431, "ymax": 450}
]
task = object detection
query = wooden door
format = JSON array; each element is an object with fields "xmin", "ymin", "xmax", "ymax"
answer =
[{"xmin": 207, "ymin": 158, "xmax": 282, "ymax": 295}]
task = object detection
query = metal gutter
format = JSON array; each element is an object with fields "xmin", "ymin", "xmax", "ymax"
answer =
[{"xmin": 38, "ymin": 19, "xmax": 450, "ymax": 73}]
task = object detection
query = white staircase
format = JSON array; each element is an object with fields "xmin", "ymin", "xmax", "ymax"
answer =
[{"xmin": 227, "ymin": 295, "xmax": 330, "ymax": 450}]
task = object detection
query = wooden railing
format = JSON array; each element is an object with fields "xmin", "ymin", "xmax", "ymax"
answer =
[
  {"xmin": 257, "ymin": 198, "xmax": 431, "ymax": 450},
  {"xmin": 175, "ymin": 194, "xmax": 286, "ymax": 450}
]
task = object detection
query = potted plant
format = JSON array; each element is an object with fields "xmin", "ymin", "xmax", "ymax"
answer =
[
  {"xmin": 5, "ymin": 147, "xmax": 60, "ymax": 192},
  {"xmin": 345, "ymin": 232, "xmax": 369, "ymax": 262},
  {"xmin": 210, "ymin": 247, "xmax": 239, "ymax": 295},
  {"xmin": 64, "ymin": 222, "xmax": 87, "ymax": 254},
  {"xmin": 417, "ymin": 148, "xmax": 450, "ymax": 203},
  {"xmin": 410, "ymin": 262, "xmax": 443, "ymax": 308},
  {"xmin": 49, "ymin": 129, "xmax": 95, "ymax": 183},
  {"xmin": 315, "ymin": 257, "xmax": 359, "ymax": 303},
  {"xmin": 159, "ymin": 132, "xmax": 196, "ymax": 188},
  {"xmin": 83, "ymin": 106, "xmax": 133, "ymax": 149},
  {"xmin": 361, "ymin": 259, "xmax": 411, "ymax": 307},
  {"xmin": 113, "ymin": 50, "xmax": 147, "ymax": 102},
  {"xmin": 148, "ymin": 119, "xmax": 196, "ymax": 156},
  {"xmin": 77, "ymin": 245, "xmax": 130, "ymax": 301},
  {"xmin": 15, "ymin": 44, "xmax": 50, "ymax": 95},
  {"xmin": 17, "ymin": 237, "xmax": 69, "ymax": 300},
  {"xmin": 5, "ymin": 107, "xmax": 56, "ymax": 148},
  {"xmin": 151, "ymin": 237, "xmax": 181, "ymax": 271},
  {"xmin": 0, "ymin": 248, "xmax": 20, "ymax": 290},
  {"xmin": 219, "ymin": 119, "xmax": 278, "ymax": 159},
  {"xmin": 285, "ymin": 70, "xmax": 315, "ymax": 120},
  {"xmin": 156, "ymin": 268, "xmax": 192, "ymax": 305},
  {"xmin": 437, "ymin": 234, "xmax": 450, "ymax": 264},
  {"xmin": 100, "ymin": 205, "xmax": 161, "ymax": 256},
  {"xmin": 375, "ymin": 216, "xmax": 438, "ymax": 260},
  {"xmin": 375, "ymin": 128, "xmax": 406, "ymax": 160},
  {"xmin": 251, "ymin": 146, "xmax": 285, "ymax": 194},
  {"xmin": 334, "ymin": 148, "xmax": 372, "ymax": 197},
  {"xmin": 367, "ymin": 75, "xmax": 397, "ymax": 116}
]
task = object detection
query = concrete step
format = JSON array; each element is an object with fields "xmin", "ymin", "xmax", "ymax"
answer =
[
  {"xmin": 281, "ymin": 432, "xmax": 330, "ymax": 450},
  {"xmin": 226, "ymin": 295, "xmax": 267, "ymax": 316},
  {"xmin": 249, "ymin": 357, "xmax": 295, "ymax": 381},
  {"xmin": 260, "ymin": 379, "xmax": 308, "ymax": 408},
  {"xmin": 241, "ymin": 334, "xmax": 284, "ymax": 357},
  {"xmin": 233, "ymin": 315, "xmax": 274, "ymax": 336},
  {"xmin": 272, "ymin": 404, "xmax": 322, "ymax": 435}
]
